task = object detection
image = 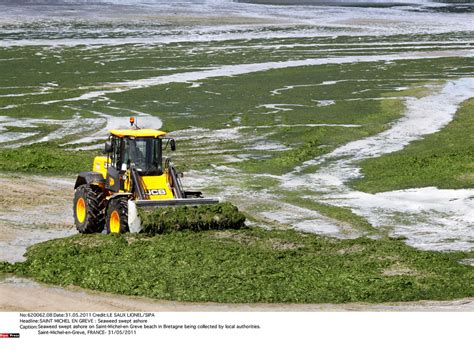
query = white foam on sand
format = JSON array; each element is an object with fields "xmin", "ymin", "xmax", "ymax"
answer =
[
  {"xmin": 281, "ymin": 78, "xmax": 474, "ymax": 250},
  {"xmin": 257, "ymin": 103, "xmax": 306, "ymax": 114},
  {"xmin": 261, "ymin": 208, "xmax": 346, "ymax": 236}
]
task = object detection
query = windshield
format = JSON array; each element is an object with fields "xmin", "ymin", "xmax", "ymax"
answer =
[{"xmin": 124, "ymin": 137, "xmax": 163, "ymax": 175}]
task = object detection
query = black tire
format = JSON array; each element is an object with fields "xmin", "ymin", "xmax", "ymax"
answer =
[
  {"xmin": 73, "ymin": 184, "xmax": 106, "ymax": 234},
  {"xmin": 106, "ymin": 197, "xmax": 129, "ymax": 234}
]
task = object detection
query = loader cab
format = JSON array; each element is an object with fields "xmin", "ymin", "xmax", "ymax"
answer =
[
  {"xmin": 104, "ymin": 129, "xmax": 174, "ymax": 192},
  {"xmin": 108, "ymin": 136, "xmax": 163, "ymax": 175}
]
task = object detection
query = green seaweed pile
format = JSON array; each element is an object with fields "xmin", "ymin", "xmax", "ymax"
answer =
[
  {"xmin": 138, "ymin": 202, "xmax": 246, "ymax": 234},
  {"xmin": 1, "ymin": 229, "xmax": 473, "ymax": 304}
]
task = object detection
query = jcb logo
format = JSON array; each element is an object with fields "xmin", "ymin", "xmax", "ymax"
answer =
[{"xmin": 147, "ymin": 189, "xmax": 167, "ymax": 196}]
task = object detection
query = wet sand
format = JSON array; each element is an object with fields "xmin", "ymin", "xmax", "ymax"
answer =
[{"xmin": 0, "ymin": 174, "xmax": 75, "ymax": 263}]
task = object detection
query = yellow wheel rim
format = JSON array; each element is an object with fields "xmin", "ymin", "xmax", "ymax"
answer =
[
  {"xmin": 110, "ymin": 210, "xmax": 121, "ymax": 233},
  {"xmin": 76, "ymin": 198, "xmax": 86, "ymax": 223}
]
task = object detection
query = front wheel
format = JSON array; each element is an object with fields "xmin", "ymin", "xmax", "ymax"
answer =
[
  {"xmin": 73, "ymin": 184, "xmax": 106, "ymax": 234},
  {"xmin": 106, "ymin": 197, "xmax": 129, "ymax": 234}
]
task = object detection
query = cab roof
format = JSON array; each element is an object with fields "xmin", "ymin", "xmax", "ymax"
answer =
[{"xmin": 109, "ymin": 129, "xmax": 167, "ymax": 138}]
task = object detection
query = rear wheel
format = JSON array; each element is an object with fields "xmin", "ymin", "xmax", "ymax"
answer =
[
  {"xmin": 106, "ymin": 197, "xmax": 129, "ymax": 234},
  {"xmin": 73, "ymin": 184, "xmax": 106, "ymax": 233}
]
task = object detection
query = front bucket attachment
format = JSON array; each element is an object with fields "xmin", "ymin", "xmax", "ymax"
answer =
[
  {"xmin": 128, "ymin": 200, "xmax": 246, "ymax": 234},
  {"xmin": 127, "ymin": 198, "xmax": 220, "ymax": 233}
]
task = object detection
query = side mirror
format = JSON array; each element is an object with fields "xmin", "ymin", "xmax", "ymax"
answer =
[
  {"xmin": 104, "ymin": 141, "xmax": 113, "ymax": 153},
  {"xmin": 170, "ymin": 139, "xmax": 176, "ymax": 151}
]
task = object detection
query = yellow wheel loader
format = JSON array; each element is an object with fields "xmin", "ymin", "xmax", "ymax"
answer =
[{"xmin": 73, "ymin": 118, "xmax": 218, "ymax": 234}]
